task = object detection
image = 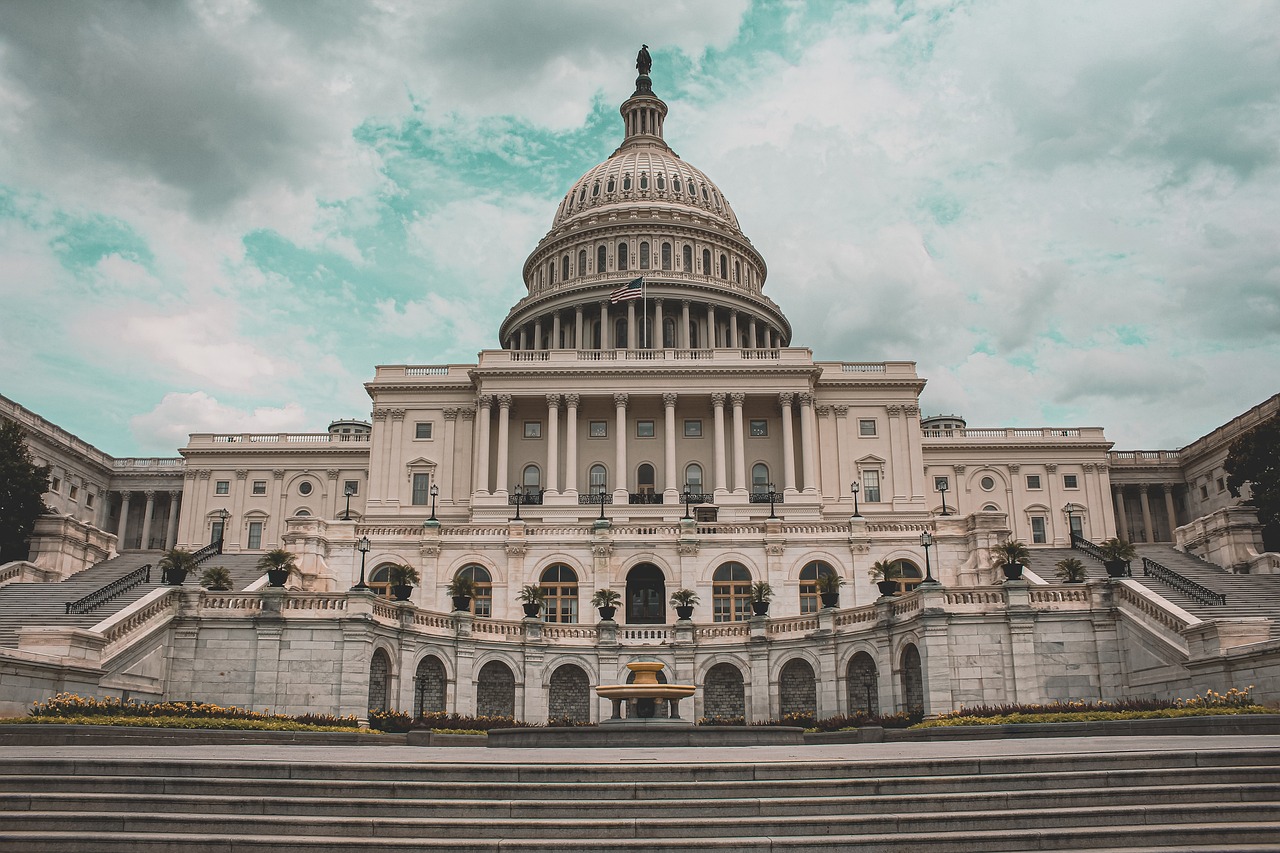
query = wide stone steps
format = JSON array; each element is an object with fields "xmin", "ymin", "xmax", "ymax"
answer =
[{"xmin": 1, "ymin": 748, "xmax": 1277, "ymax": 851}]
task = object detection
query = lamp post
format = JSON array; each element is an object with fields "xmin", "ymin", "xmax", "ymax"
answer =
[
  {"xmin": 938, "ymin": 479, "xmax": 950, "ymax": 516},
  {"xmin": 352, "ymin": 535, "xmax": 371, "ymax": 590},
  {"xmin": 849, "ymin": 481, "xmax": 861, "ymax": 518},
  {"xmin": 920, "ymin": 529, "xmax": 937, "ymax": 585},
  {"xmin": 511, "ymin": 484, "xmax": 524, "ymax": 521},
  {"xmin": 1063, "ymin": 502, "xmax": 1078, "ymax": 543},
  {"xmin": 429, "ymin": 483, "xmax": 439, "ymax": 522},
  {"xmin": 214, "ymin": 508, "xmax": 230, "ymax": 551},
  {"xmin": 582, "ymin": 489, "xmax": 612, "ymax": 520},
  {"xmin": 765, "ymin": 482, "xmax": 778, "ymax": 520},
  {"xmin": 342, "ymin": 484, "xmax": 354, "ymax": 520}
]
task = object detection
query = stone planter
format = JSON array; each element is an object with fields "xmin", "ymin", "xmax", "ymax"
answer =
[
  {"xmin": 819, "ymin": 591, "xmax": 839, "ymax": 609},
  {"xmin": 1002, "ymin": 562, "xmax": 1024, "ymax": 581},
  {"xmin": 597, "ymin": 605, "xmax": 617, "ymax": 621},
  {"xmin": 522, "ymin": 602, "xmax": 542, "ymax": 618},
  {"xmin": 674, "ymin": 605, "xmax": 694, "ymax": 620},
  {"xmin": 751, "ymin": 600, "xmax": 770, "ymax": 616},
  {"xmin": 164, "ymin": 569, "xmax": 188, "ymax": 586},
  {"xmin": 266, "ymin": 569, "xmax": 289, "ymax": 587},
  {"xmin": 1104, "ymin": 560, "xmax": 1130, "ymax": 578},
  {"xmin": 391, "ymin": 584, "xmax": 413, "ymax": 602},
  {"xmin": 451, "ymin": 595, "xmax": 472, "ymax": 612},
  {"xmin": 876, "ymin": 579, "xmax": 899, "ymax": 597}
]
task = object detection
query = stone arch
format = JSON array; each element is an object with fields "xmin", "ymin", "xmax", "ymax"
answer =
[
  {"xmin": 368, "ymin": 648, "xmax": 392, "ymax": 714},
  {"xmin": 846, "ymin": 651, "xmax": 878, "ymax": 715},
  {"xmin": 703, "ymin": 662, "xmax": 745, "ymax": 720},
  {"xmin": 476, "ymin": 659, "xmax": 516, "ymax": 718},
  {"xmin": 900, "ymin": 643, "xmax": 923, "ymax": 714},
  {"xmin": 778, "ymin": 657, "xmax": 816, "ymax": 718},
  {"xmin": 413, "ymin": 654, "xmax": 447, "ymax": 716},
  {"xmin": 547, "ymin": 663, "xmax": 591, "ymax": 723},
  {"xmin": 625, "ymin": 562, "xmax": 666, "ymax": 624}
]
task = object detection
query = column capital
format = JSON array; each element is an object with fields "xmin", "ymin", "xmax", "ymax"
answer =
[
  {"xmin": 235, "ymin": 469, "xmax": 249, "ymax": 479},
  {"xmin": 1045, "ymin": 463, "xmax": 1058, "ymax": 473},
  {"xmin": 274, "ymin": 469, "xmax": 286, "ymax": 479},
  {"xmin": 681, "ymin": 299, "xmax": 691, "ymax": 307},
  {"xmin": 833, "ymin": 405, "xmax": 848, "ymax": 418},
  {"xmin": 798, "ymin": 392, "xmax": 814, "ymax": 407},
  {"xmin": 389, "ymin": 408, "xmax": 406, "ymax": 421},
  {"xmin": 711, "ymin": 392, "xmax": 727, "ymax": 407},
  {"xmin": 564, "ymin": 393, "xmax": 580, "ymax": 408},
  {"xmin": 546, "ymin": 393, "xmax": 562, "ymax": 408},
  {"xmin": 373, "ymin": 408, "xmax": 389, "ymax": 421},
  {"xmin": 778, "ymin": 392, "xmax": 794, "ymax": 407},
  {"xmin": 613, "ymin": 393, "xmax": 629, "ymax": 409},
  {"xmin": 953, "ymin": 464, "xmax": 966, "ymax": 474},
  {"xmin": 730, "ymin": 392, "xmax": 745, "ymax": 407},
  {"xmin": 119, "ymin": 490, "xmax": 133, "ymax": 500},
  {"xmin": 497, "ymin": 394, "xmax": 513, "ymax": 409},
  {"xmin": 143, "ymin": 490, "xmax": 156, "ymax": 499},
  {"xmin": 1083, "ymin": 462, "xmax": 1096, "ymax": 472},
  {"xmin": 460, "ymin": 408, "xmax": 475, "ymax": 420},
  {"xmin": 814, "ymin": 405, "xmax": 830, "ymax": 417},
  {"xmin": 197, "ymin": 470, "xmax": 211, "ymax": 479},
  {"xmin": 442, "ymin": 407, "xmax": 459, "ymax": 420},
  {"xmin": 326, "ymin": 469, "xmax": 339, "ymax": 479},
  {"xmin": 167, "ymin": 490, "xmax": 179, "ymax": 498},
  {"xmin": 886, "ymin": 404, "xmax": 902, "ymax": 415},
  {"xmin": 1008, "ymin": 463, "xmax": 1021, "ymax": 473},
  {"xmin": 662, "ymin": 392, "xmax": 678, "ymax": 408},
  {"xmin": 478, "ymin": 394, "xmax": 494, "ymax": 410},
  {"xmin": 903, "ymin": 405, "xmax": 920, "ymax": 417}
]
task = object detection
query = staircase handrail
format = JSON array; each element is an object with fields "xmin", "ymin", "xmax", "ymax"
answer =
[
  {"xmin": 191, "ymin": 540, "xmax": 223, "ymax": 565},
  {"xmin": 1070, "ymin": 533, "xmax": 1106, "ymax": 563},
  {"xmin": 65, "ymin": 564, "xmax": 152, "ymax": 615},
  {"xmin": 1141, "ymin": 556, "xmax": 1227, "ymax": 606}
]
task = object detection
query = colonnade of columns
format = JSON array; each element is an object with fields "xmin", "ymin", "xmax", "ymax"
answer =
[
  {"xmin": 508, "ymin": 299, "xmax": 784, "ymax": 352},
  {"xmin": 111, "ymin": 489, "xmax": 182, "ymax": 551},
  {"xmin": 1110, "ymin": 482, "xmax": 1182, "ymax": 543},
  {"xmin": 471, "ymin": 390, "xmax": 820, "ymax": 500}
]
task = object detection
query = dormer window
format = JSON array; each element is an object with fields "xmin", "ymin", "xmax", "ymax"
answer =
[
  {"xmin": 622, "ymin": 174, "xmax": 632, "ymax": 191},
  {"xmin": 606, "ymin": 177, "xmax": 616, "ymax": 193},
  {"xmin": 639, "ymin": 173, "xmax": 648, "ymax": 190},
  {"xmin": 592, "ymin": 182, "xmax": 600, "ymax": 198},
  {"xmin": 657, "ymin": 174, "xmax": 665, "ymax": 190}
]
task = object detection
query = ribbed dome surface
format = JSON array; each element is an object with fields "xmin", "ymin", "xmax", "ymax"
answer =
[{"xmin": 550, "ymin": 144, "xmax": 742, "ymax": 233}]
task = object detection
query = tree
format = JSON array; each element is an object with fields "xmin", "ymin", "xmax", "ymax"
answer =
[
  {"xmin": 0, "ymin": 420, "xmax": 50, "ymax": 564},
  {"xmin": 1225, "ymin": 418, "xmax": 1280, "ymax": 552}
]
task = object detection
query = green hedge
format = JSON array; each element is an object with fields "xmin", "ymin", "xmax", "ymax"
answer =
[
  {"xmin": 916, "ymin": 705, "xmax": 1271, "ymax": 728},
  {"xmin": 2, "ymin": 715, "xmax": 383, "ymax": 733}
]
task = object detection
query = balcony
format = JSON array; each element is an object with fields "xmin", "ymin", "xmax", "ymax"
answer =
[{"xmin": 628, "ymin": 492, "xmax": 664, "ymax": 505}]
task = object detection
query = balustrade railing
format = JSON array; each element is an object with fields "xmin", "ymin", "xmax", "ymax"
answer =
[
  {"xmin": 66, "ymin": 564, "xmax": 151, "ymax": 615},
  {"xmin": 628, "ymin": 492, "xmax": 664, "ymax": 504},
  {"xmin": 1070, "ymin": 533, "xmax": 1106, "ymax": 564},
  {"xmin": 1142, "ymin": 557, "xmax": 1227, "ymax": 606}
]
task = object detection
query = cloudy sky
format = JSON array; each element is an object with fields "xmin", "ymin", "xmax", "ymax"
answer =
[{"xmin": 1, "ymin": 0, "xmax": 1277, "ymax": 456}]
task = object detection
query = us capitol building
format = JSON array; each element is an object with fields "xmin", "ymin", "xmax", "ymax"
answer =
[{"xmin": 3, "ymin": 57, "xmax": 1278, "ymax": 722}]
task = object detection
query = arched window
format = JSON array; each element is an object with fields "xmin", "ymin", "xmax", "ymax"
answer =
[
  {"xmin": 661, "ymin": 242, "xmax": 672, "ymax": 270},
  {"xmin": 672, "ymin": 174, "xmax": 682, "ymax": 194},
  {"xmin": 561, "ymin": 255, "xmax": 570, "ymax": 281},
  {"xmin": 540, "ymin": 564, "xmax": 578, "ymax": 623},
  {"xmin": 702, "ymin": 248, "xmax": 711, "ymax": 274},
  {"xmin": 614, "ymin": 317, "xmax": 628, "ymax": 349},
  {"xmin": 639, "ymin": 172, "xmax": 648, "ymax": 190},
  {"xmin": 626, "ymin": 563, "xmax": 665, "ymax": 624},
  {"xmin": 522, "ymin": 464, "xmax": 541, "ymax": 493},
  {"xmin": 688, "ymin": 320, "xmax": 700, "ymax": 349},
  {"xmin": 719, "ymin": 253, "xmax": 728, "ymax": 280},
  {"xmin": 589, "ymin": 464, "xmax": 608, "ymax": 495},
  {"xmin": 457, "ymin": 565, "xmax": 492, "ymax": 617},
  {"xmin": 662, "ymin": 317, "xmax": 676, "ymax": 348},
  {"xmin": 684, "ymin": 463, "xmax": 704, "ymax": 493},
  {"xmin": 712, "ymin": 562, "xmax": 752, "ymax": 622},
  {"xmin": 592, "ymin": 181, "xmax": 600, "ymax": 198},
  {"xmin": 606, "ymin": 177, "xmax": 615, "ymax": 193},
  {"xmin": 657, "ymin": 173, "xmax": 666, "ymax": 190},
  {"xmin": 368, "ymin": 563, "xmax": 397, "ymax": 599},
  {"xmin": 889, "ymin": 559, "xmax": 923, "ymax": 594},
  {"xmin": 597, "ymin": 245, "xmax": 607, "ymax": 272},
  {"xmin": 577, "ymin": 249, "xmax": 586, "ymax": 277},
  {"xmin": 734, "ymin": 260, "xmax": 741, "ymax": 283},
  {"xmin": 900, "ymin": 644, "xmax": 924, "ymax": 714},
  {"xmin": 622, "ymin": 174, "xmax": 632, "ymax": 191},
  {"xmin": 682, "ymin": 245, "xmax": 692, "ymax": 271},
  {"xmin": 639, "ymin": 241, "xmax": 650, "ymax": 269},
  {"xmin": 637, "ymin": 463, "xmax": 656, "ymax": 496},
  {"xmin": 548, "ymin": 260, "xmax": 556, "ymax": 284},
  {"xmin": 618, "ymin": 242, "xmax": 629, "ymax": 271},
  {"xmin": 751, "ymin": 463, "xmax": 770, "ymax": 495},
  {"xmin": 799, "ymin": 560, "xmax": 837, "ymax": 614}
]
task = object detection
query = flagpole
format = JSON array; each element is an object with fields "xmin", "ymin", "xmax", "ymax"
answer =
[{"xmin": 642, "ymin": 277, "xmax": 648, "ymax": 349}]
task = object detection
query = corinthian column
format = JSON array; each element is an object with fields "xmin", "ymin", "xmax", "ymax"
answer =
[
  {"xmin": 546, "ymin": 394, "xmax": 560, "ymax": 494},
  {"xmin": 139, "ymin": 490, "xmax": 156, "ymax": 550},
  {"xmin": 564, "ymin": 394, "xmax": 580, "ymax": 495},
  {"xmin": 495, "ymin": 394, "xmax": 512, "ymax": 497},
  {"xmin": 731, "ymin": 392, "xmax": 747, "ymax": 494},
  {"xmin": 663, "ymin": 392, "xmax": 678, "ymax": 501},
  {"xmin": 614, "ymin": 393, "xmax": 629, "ymax": 502},
  {"xmin": 779, "ymin": 393, "xmax": 797, "ymax": 494},
  {"xmin": 799, "ymin": 392, "xmax": 817, "ymax": 494},
  {"xmin": 712, "ymin": 392, "xmax": 728, "ymax": 495},
  {"xmin": 475, "ymin": 396, "xmax": 493, "ymax": 495}
]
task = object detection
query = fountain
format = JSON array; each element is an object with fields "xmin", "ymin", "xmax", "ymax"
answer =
[{"xmin": 596, "ymin": 660, "xmax": 696, "ymax": 726}]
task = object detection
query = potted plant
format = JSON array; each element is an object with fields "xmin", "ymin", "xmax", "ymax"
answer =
[
  {"xmin": 256, "ymin": 548, "xmax": 298, "ymax": 588},
  {"xmin": 1098, "ymin": 537, "xmax": 1137, "ymax": 578},
  {"xmin": 592, "ymin": 588, "xmax": 621, "ymax": 621},
  {"xmin": 992, "ymin": 540, "xmax": 1030, "ymax": 581},
  {"xmin": 158, "ymin": 548, "xmax": 198, "ymax": 586},
  {"xmin": 517, "ymin": 583, "xmax": 546, "ymax": 618},
  {"xmin": 750, "ymin": 580, "xmax": 774, "ymax": 616},
  {"xmin": 1055, "ymin": 557, "xmax": 1087, "ymax": 584},
  {"xmin": 200, "ymin": 565, "xmax": 233, "ymax": 591},
  {"xmin": 670, "ymin": 588, "xmax": 699, "ymax": 620},
  {"xmin": 815, "ymin": 571, "xmax": 844, "ymax": 608},
  {"xmin": 447, "ymin": 575, "xmax": 475, "ymax": 612},
  {"xmin": 868, "ymin": 560, "xmax": 902, "ymax": 597},
  {"xmin": 388, "ymin": 563, "xmax": 420, "ymax": 601}
]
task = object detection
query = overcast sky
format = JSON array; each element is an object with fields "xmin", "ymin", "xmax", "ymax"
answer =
[{"xmin": 1, "ymin": 0, "xmax": 1277, "ymax": 456}]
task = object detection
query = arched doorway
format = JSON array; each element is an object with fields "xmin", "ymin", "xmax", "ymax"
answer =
[
  {"xmin": 414, "ymin": 655, "xmax": 447, "ymax": 716},
  {"xmin": 900, "ymin": 644, "xmax": 923, "ymax": 714},
  {"xmin": 476, "ymin": 660, "xmax": 515, "ymax": 718},
  {"xmin": 368, "ymin": 649, "xmax": 391, "ymax": 714},
  {"xmin": 779, "ymin": 658, "xmax": 816, "ymax": 718},
  {"xmin": 626, "ymin": 563, "xmax": 666, "ymax": 624},
  {"xmin": 846, "ymin": 652, "xmax": 878, "ymax": 715},
  {"xmin": 703, "ymin": 662, "xmax": 745, "ymax": 720},
  {"xmin": 548, "ymin": 664, "xmax": 591, "ymax": 723}
]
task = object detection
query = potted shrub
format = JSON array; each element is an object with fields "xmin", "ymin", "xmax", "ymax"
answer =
[
  {"xmin": 517, "ymin": 583, "xmax": 545, "ymax": 618},
  {"xmin": 158, "ymin": 548, "xmax": 198, "ymax": 586},
  {"xmin": 670, "ymin": 588, "xmax": 699, "ymax": 620},
  {"xmin": 1055, "ymin": 557, "xmax": 1087, "ymax": 584},
  {"xmin": 447, "ymin": 575, "xmax": 475, "ymax": 612},
  {"xmin": 256, "ymin": 548, "xmax": 298, "ymax": 588},
  {"xmin": 388, "ymin": 563, "xmax": 420, "ymax": 601},
  {"xmin": 592, "ymin": 588, "xmax": 621, "ymax": 621},
  {"xmin": 992, "ymin": 540, "xmax": 1030, "ymax": 581},
  {"xmin": 868, "ymin": 560, "xmax": 902, "ymax": 597},
  {"xmin": 1099, "ymin": 537, "xmax": 1137, "ymax": 578},
  {"xmin": 200, "ymin": 565, "xmax": 233, "ymax": 591},
  {"xmin": 750, "ymin": 581, "xmax": 774, "ymax": 616},
  {"xmin": 815, "ymin": 572, "xmax": 844, "ymax": 608}
]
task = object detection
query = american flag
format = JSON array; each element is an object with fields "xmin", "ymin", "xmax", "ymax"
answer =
[{"xmin": 610, "ymin": 277, "xmax": 645, "ymax": 303}]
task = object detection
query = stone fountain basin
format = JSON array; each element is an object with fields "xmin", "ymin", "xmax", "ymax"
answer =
[{"xmin": 595, "ymin": 684, "xmax": 696, "ymax": 701}]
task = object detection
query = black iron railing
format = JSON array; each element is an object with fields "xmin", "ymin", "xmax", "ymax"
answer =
[
  {"xmin": 1142, "ymin": 556, "xmax": 1227, "ymax": 606},
  {"xmin": 749, "ymin": 492, "xmax": 784, "ymax": 504},
  {"xmin": 680, "ymin": 492, "xmax": 714, "ymax": 505},
  {"xmin": 628, "ymin": 493, "xmax": 664, "ymax": 504},
  {"xmin": 191, "ymin": 540, "xmax": 223, "ymax": 564},
  {"xmin": 65, "ymin": 564, "xmax": 152, "ymax": 615},
  {"xmin": 508, "ymin": 491, "xmax": 544, "ymax": 506},
  {"xmin": 578, "ymin": 492, "xmax": 614, "ymax": 506},
  {"xmin": 1070, "ymin": 533, "xmax": 1105, "ymax": 563}
]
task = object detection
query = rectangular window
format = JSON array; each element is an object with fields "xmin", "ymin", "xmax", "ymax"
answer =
[
  {"xmin": 684, "ymin": 419, "xmax": 703, "ymax": 437},
  {"xmin": 863, "ymin": 470, "xmax": 881, "ymax": 503},
  {"xmin": 934, "ymin": 476, "xmax": 949, "ymax": 492},
  {"xmin": 589, "ymin": 421, "xmax": 607, "ymax": 438},
  {"xmin": 86, "ymin": 492, "xmax": 95, "ymax": 508},
  {"xmin": 1200, "ymin": 484, "xmax": 1209, "ymax": 500},
  {"xmin": 344, "ymin": 480, "xmax": 359, "ymax": 496},
  {"xmin": 524, "ymin": 421, "xmax": 542, "ymax": 439},
  {"xmin": 1069, "ymin": 514, "xmax": 1083, "ymax": 537},
  {"xmin": 1063, "ymin": 474, "xmax": 1079, "ymax": 489},
  {"xmin": 1026, "ymin": 475, "xmax": 1042, "ymax": 490},
  {"xmin": 636, "ymin": 420, "xmax": 655, "ymax": 438},
  {"xmin": 858, "ymin": 419, "xmax": 877, "ymax": 437},
  {"xmin": 49, "ymin": 477, "xmax": 61, "ymax": 493},
  {"xmin": 68, "ymin": 484, "xmax": 79, "ymax": 501},
  {"xmin": 1031, "ymin": 516, "xmax": 1047, "ymax": 544},
  {"xmin": 247, "ymin": 522, "xmax": 263, "ymax": 550},
  {"xmin": 1217, "ymin": 477, "xmax": 1226, "ymax": 493},
  {"xmin": 215, "ymin": 480, "xmax": 230, "ymax": 495},
  {"xmin": 749, "ymin": 419, "xmax": 768, "ymax": 437},
  {"xmin": 252, "ymin": 480, "xmax": 267, "ymax": 495},
  {"xmin": 412, "ymin": 473, "xmax": 430, "ymax": 505},
  {"xmin": 415, "ymin": 422, "xmax": 433, "ymax": 439}
]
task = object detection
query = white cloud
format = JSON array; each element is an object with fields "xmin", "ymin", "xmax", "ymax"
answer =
[{"xmin": 130, "ymin": 391, "xmax": 311, "ymax": 449}]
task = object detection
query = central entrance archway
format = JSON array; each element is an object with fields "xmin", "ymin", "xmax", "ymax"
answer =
[{"xmin": 626, "ymin": 563, "xmax": 666, "ymax": 624}]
